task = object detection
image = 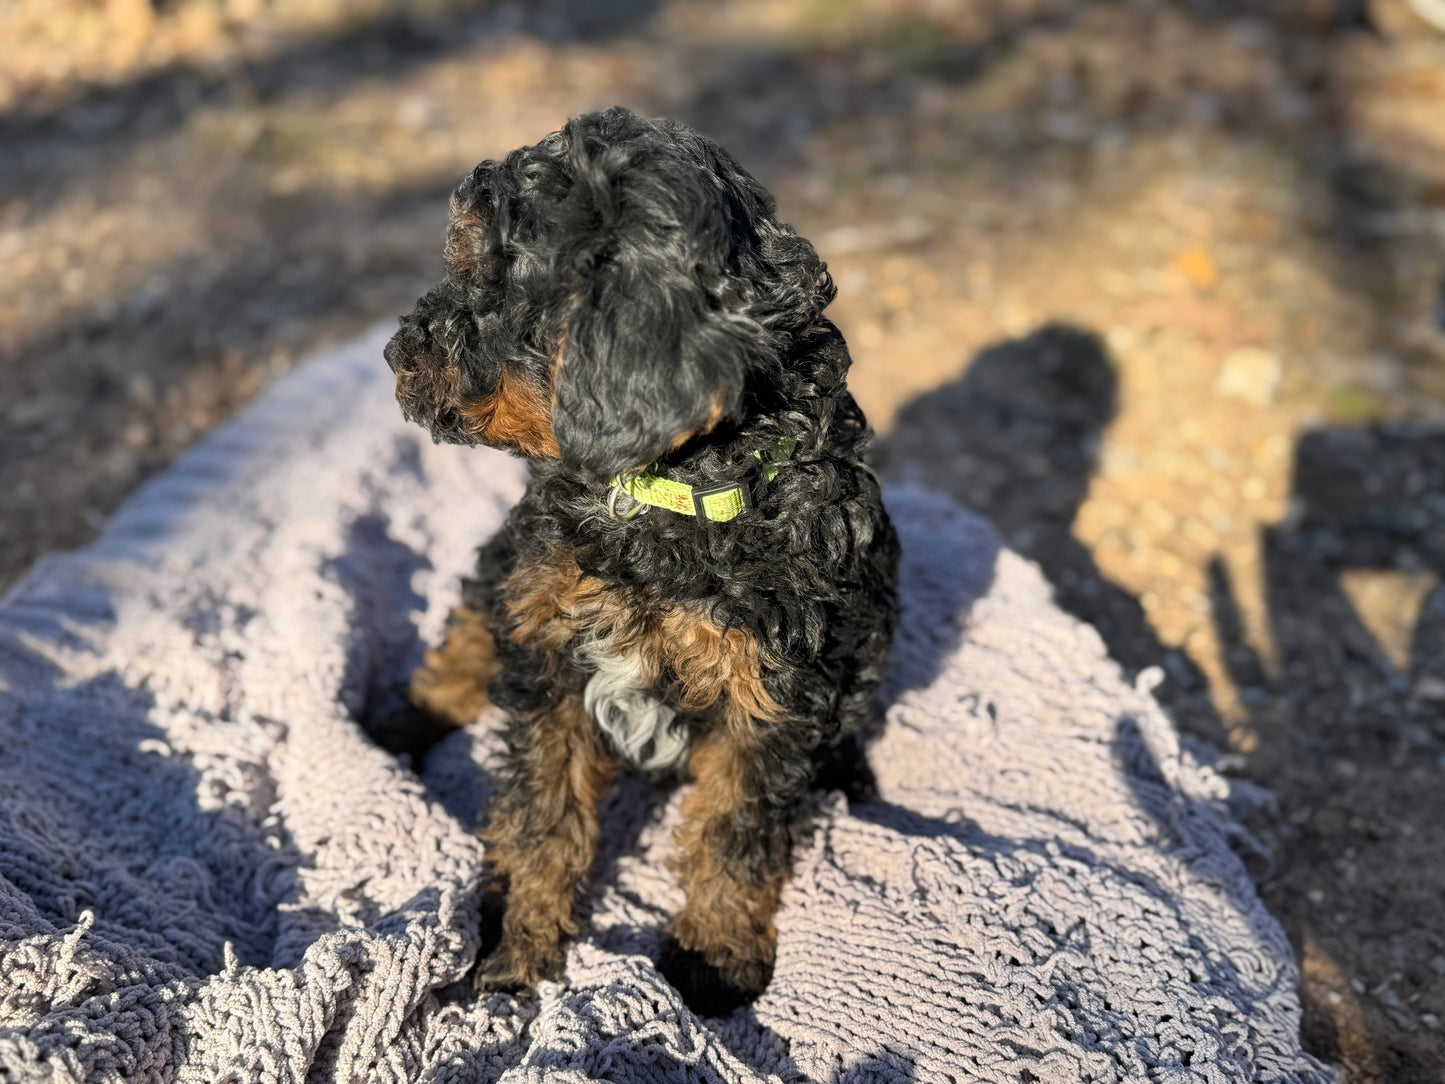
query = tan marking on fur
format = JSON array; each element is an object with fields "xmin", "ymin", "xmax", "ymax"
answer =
[
  {"xmin": 408, "ymin": 604, "xmax": 498, "ymax": 728},
  {"xmin": 670, "ymin": 725, "xmax": 783, "ymax": 992},
  {"xmin": 444, "ymin": 203, "xmax": 492, "ymax": 282},
  {"xmin": 462, "ymin": 369, "xmax": 561, "ymax": 459},
  {"xmin": 392, "ymin": 347, "xmax": 461, "ymax": 417},
  {"xmin": 501, "ymin": 552, "xmax": 597, "ymax": 657},
  {"xmin": 482, "ymin": 693, "xmax": 618, "ymax": 986},
  {"xmin": 503, "ymin": 552, "xmax": 783, "ymax": 729},
  {"xmin": 658, "ymin": 608, "xmax": 782, "ymax": 727},
  {"xmin": 551, "ymin": 324, "xmax": 570, "ymax": 402},
  {"xmin": 666, "ymin": 388, "xmax": 731, "ymax": 452}
]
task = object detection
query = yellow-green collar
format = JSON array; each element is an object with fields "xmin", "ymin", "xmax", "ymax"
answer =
[{"xmin": 608, "ymin": 437, "xmax": 797, "ymax": 523}]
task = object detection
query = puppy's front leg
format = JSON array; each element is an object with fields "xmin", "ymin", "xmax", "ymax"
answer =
[
  {"xmin": 662, "ymin": 721, "xmax": 809, "ymax": 1014},
  {"xmin": 475, "ymin": 691, "xmax": 618, "ymax": 992}
]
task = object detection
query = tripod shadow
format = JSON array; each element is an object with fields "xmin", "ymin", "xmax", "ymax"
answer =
[{"xmin": 1208, "ymin": 424, "xmax": 1445, "ymax": 1075}]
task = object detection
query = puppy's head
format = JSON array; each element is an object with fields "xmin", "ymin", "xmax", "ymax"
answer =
[{"xmin": 384, "ymin": 107, "xmax": 834, "ymax": 479}]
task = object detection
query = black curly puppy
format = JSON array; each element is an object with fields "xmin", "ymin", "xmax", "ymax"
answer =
[{"xmin": 382, "ymin": 107, "xmax": 898, "ymax": 1013}]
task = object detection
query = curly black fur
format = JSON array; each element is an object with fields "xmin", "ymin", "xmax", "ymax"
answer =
[{"xmin": 384, "ymin": 107, "xmax": 898, "ymax": 1008}]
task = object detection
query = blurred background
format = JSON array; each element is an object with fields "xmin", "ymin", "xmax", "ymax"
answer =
[{"xmin": 2, "ymin": 0, "xmax": 1444, "ymax": 1077}]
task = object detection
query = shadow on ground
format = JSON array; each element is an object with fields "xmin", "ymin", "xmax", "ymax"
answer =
[
  {"xmin": 1212, "ymin": 423, "xmax": 1445, "ymax": 1077},
  {"xmin": 877, "ymin": 324, "xmax": 1224, "ymax": 744},
  {"xmin": 879, "ymin": 325, "xmax": 1445, "ymax": 1081}
]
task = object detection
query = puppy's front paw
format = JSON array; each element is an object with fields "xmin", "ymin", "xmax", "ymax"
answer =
[
  {"xmin": 657, "ymin": 936, "xmax": 766, "ymax": 1016},
  {"xmin": 471, "ymin": 929, "xmax": 565, "ymax": 996}
]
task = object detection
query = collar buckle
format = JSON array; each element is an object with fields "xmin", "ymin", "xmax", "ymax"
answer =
[{"xmin": 690, "ymin": 480, "xmax": 753, "ymax": 522}]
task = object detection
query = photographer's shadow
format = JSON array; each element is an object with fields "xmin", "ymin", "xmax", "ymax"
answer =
[{"xmin": 877, "ymin": 324, "xmax": 1224, "ymax": 745}]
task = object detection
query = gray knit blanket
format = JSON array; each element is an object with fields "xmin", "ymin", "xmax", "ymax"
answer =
[{"xmin": 0, "ymin": 327, "xmax": 1332, "ymax": 1083}]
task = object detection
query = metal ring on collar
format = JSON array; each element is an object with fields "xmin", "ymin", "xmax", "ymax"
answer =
[{"xmin": 607, "ymin": 483, "xmax": 648, "ymax": 521}]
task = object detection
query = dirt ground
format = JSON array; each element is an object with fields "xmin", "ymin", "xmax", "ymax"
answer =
[{"xmin": 3, "ymin": 0, "xmax": 1445, "ymax": 1078}]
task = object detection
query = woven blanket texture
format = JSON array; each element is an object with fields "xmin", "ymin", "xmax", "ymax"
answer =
[{"xmin": 0, "ymin": 326, "xmax": 1332, "ymax": 1084}]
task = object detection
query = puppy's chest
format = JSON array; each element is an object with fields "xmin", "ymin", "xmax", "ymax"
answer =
[
  {"xmin": 579, "ymin": 643, "xmax": 687, "ymax": 772},
  {"xmin": 502, "ymin": 552, "xmax": 781, "ymax": 770}
]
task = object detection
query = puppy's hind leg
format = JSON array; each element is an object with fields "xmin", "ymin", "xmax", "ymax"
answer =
[
  {"xmin": 410, "ymin": 604, "xmax": 499, "ymax": 725},
  {"xmin": 370, "ymin": 604, "xmax": 499, "ymax": 764}
]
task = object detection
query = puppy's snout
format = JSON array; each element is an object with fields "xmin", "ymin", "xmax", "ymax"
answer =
[
  {"xmin": 382, "ymin": 335, "xmax": 407, "ymax": 374},
  {"xmin": 387, "ymin": 284, "xmax": 457, "ymax": 375},
  {"xmin": 384, "ymin": 318, "xmax": 431, "ymax": 375}
]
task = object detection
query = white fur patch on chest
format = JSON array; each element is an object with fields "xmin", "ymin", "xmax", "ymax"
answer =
[{"xmin": 581, "ymin": 646, "xmax": 688, "ymax": 772}]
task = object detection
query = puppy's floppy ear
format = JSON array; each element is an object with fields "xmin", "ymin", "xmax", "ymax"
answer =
[
  {"xmin": 552, "ymin": 246, "xmax": 767, "ymax": 478},
  {"xmin": 542, "ymin": 107, "xmax": 829, "ymax": 477}
]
